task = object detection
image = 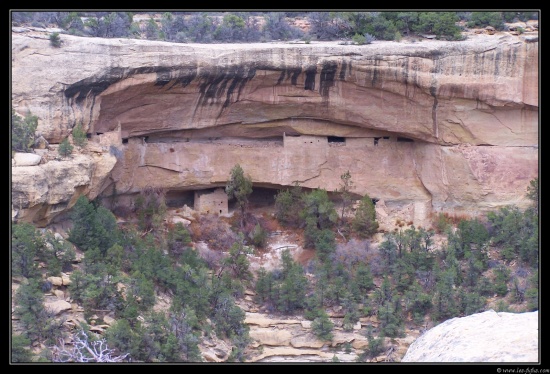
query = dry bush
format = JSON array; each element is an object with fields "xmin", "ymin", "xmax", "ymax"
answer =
[
  {"xmin": 431, "ymin": 211, "xmax": 472, "ymax": 233},
  {"xmin": 395, "ymin": 217, "xmax": 406, "ymax": 227},
  {"xmin": 189, "ymin": 214, "xmax": 237, "ymax": 251},
  {"xmin": 259, "ymin": 213, "xmax": 279, "ymax": 232},
  {"xmin": 334, "ymin": 238, "xmax": 372, "ymax": 270},
  {"xmin": 112, "ymin": 205, "xmax": 132, "ymax": 219},
  {"xmin": 366, "ymin": 247, "xmax": 384, "ymax": 277},
  {"xmin": 197, "ymin": 244, "xmax": 226, "ymax": 269}
]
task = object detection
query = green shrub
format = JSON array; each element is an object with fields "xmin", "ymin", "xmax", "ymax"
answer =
[
  {"xmin": 467, "ymin": 12, "xmax": 505, "ymax": 30},
  {"xmin": 394, "ymin": 31, "xmax": 402, "ymax": 42},
  {"xmin": 274, "ymin": 182, "xmax": 304, "ymax": 228},
  {"xmin": 352, "ymin": 33, "xmax": 365, "ymax": 45},
  {"xmin": 72, "ymin": 122, "xmax": 88, "ymax": 148},
  {"xmin": 58, "ymin": 138, "xmax": 73, "ymax": 157},
  {"xmin": 12, "ymin": 108, "xmax": 38, "ymax": 153},
  {"xmin": 49, "ymin": 32, "xmax": 61, "ymax": 47},
  {"xmin": 352, "ymin": 194, "xmax": 379, "ymax": 238},
  {"xmin": 359, "ymin": 327, "xmax": 386, "ymax": 361},
  {"xmin": 434, "ymin": 213, "xmax": 450, "ymax": 234},
  {"xmin": 249, "ymin": 223, "xmax": 267, "ymax": 248},
  {"xmin": 525, "ymin": 288, "xmax": 538, "ymax": 311},
  {"xmin": 12, "ymin": 222, "xmax": 43, "ymax": 278},
  {"xmin": 311, "ymin": 309, "xmax": 334, "ymax": 341},
  {"xmin": 495, "ymin": 299, "xmax": 510, "ymax": 312},
  {"xmin": 134, "ymin": 187, "xmax": 167, "ymax": 232},
  {"xmin": 11, "ymin": 333, "xmax": 32, "ymax": 363},
  {"xmin": 493, "ymin": 265, "xmax": 510, "ymax": 297},
  {"xmin": 67, "ymin": 195, "xmax": 119, "ymax": 254}
]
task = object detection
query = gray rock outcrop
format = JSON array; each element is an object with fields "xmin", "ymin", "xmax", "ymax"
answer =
[{"xmin": 401, "ymin": 310, "xmax": 539, "ymax": 362}]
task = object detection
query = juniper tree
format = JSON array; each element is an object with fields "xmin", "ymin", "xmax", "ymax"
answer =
[
  {"xmin": 277, "ymin": 249, "xmax": 308, "ymax": 313},
  {"xmin": 72, "ymin": 122, "xmax": 88, "ymax": 148},
  {"xmin": 338, "ymin": 170, "xmax": 354, "ymax": 222},
  {"xmin": 226, "ymin": 164, "xmax": 253, "ymax": 229},
  {"xmin": 12, "ymin": 108, "xmax": 38, "ymax": 153},
  {"xmin": 58, "ymin": 138, "xmax": 73, "ymax": 158},
  {"xmin": 11, "ymin": 333, "xmax": 32, "ymax": 363},
  {"xmin": 15, "ymin": 279, "xmax": 63, "ymax": 345},
  {"xmin": 311, "ymin": 309, "xmax": 334, "ymax": 341},
  {"xmin": 168, "ymin": 308, "xmax": 202, "ymax": 362},
  {"xmin": 352, "ymin": 193, "xmax": 379, "ymax": 238},
  {"xmin": 274, "ymin": 182, "xmax": 303, "ymax": 227},
  {"xmin": 12, "ymin": 222, "xmax": 43, "ymax": 278},
  {"xmin": 68, "ymin": 195, "xmax": 119, "ymax": 255},
  {"xmin": 221, "ymin": 233, "xmax": 252, "ymax": 282}
]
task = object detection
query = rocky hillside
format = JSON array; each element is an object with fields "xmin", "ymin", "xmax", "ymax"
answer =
[{"xmin": 12, "ymin": 209, "xmax": 539, "ymax": 363}]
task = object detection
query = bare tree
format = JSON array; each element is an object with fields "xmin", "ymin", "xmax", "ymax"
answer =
[{"xmin": 51, "ymin": 329, "xmax": 130, "ymax": 362}]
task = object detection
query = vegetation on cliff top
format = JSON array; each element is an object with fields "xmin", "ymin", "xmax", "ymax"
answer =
[{"xmin": 12, "ymin": 11, "xmax": 538, "ymax": 44}]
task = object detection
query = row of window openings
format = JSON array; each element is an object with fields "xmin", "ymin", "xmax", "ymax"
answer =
[{"xmin": 112, "ymin": 135, "xmax": 414, "ymax": 145}]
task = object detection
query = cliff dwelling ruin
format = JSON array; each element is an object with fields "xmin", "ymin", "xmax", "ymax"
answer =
[
  {"xmin": 11, "ymin": 30, "xmax": 538, "ymax": 227},
  {"xmin": 194, "ymin": 188, "xmax": 229, "ymax": 216}
]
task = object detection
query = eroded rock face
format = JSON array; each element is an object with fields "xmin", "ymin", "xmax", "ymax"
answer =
[
  {"xmin": 401, "ymin": 310, "xmax": 539, "ymax": 362},
  {"xmin": 11, "ymin": 150, "xmax": 117, "ymax": 226},
  {"xmin": 11, "ymin": 28, "xmax": 538, "ymax": 226}
]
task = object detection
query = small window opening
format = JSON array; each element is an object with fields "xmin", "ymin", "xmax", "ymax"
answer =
[
  {"xmin": 220, "ymin": 210, "xmax": 222, "ymax": 214},
  {"xmin": 328, "ymin": 136, "xmax": 346, "ymax": 143},
  {"xmin": 122, "ymin": 138, "xmax": 128, "ymax": 144},
  {"xmin": 374, "ymin": 137, "xmax": 380, "ymax": 146},
  {"xmin": 383, "ymin": 136, "xmax": 390, "ymax": 140}
]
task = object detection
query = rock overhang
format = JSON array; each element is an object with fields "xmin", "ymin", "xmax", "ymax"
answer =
[{"xmin": 11, "ymin": 30, "xmax": 539, "ymax": 226}]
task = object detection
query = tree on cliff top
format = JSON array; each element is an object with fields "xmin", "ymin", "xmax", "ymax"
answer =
[{"xmin": 225, "ymin": 164, "xmax": 253, "ymax": 229}]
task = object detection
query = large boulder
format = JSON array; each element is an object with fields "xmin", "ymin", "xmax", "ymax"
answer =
[
  {"xmin": 401, "ymin": 310, "xmax": 539, "ymax": 362},
  {"xmin": 13, "ymin": 152, "xmax": 41, "ymax": 166}
]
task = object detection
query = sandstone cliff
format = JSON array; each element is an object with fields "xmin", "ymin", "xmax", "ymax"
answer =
[{"xmin": 11, "ymin": 27, "xmax": 538, "ymax": 226}]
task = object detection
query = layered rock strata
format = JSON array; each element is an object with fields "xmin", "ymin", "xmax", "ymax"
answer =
[{"xmin": 11, "ymin": 28, "xmax": 538, "ymax": 226}]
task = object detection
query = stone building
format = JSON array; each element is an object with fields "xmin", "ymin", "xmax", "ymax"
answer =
[
  {"xmin": 283, "ymin": 133, "xmax": 327, "ymax": 147},
  {"xmin": 194, "ymin": 188, "xmax": 229, "ymax": 215}
]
